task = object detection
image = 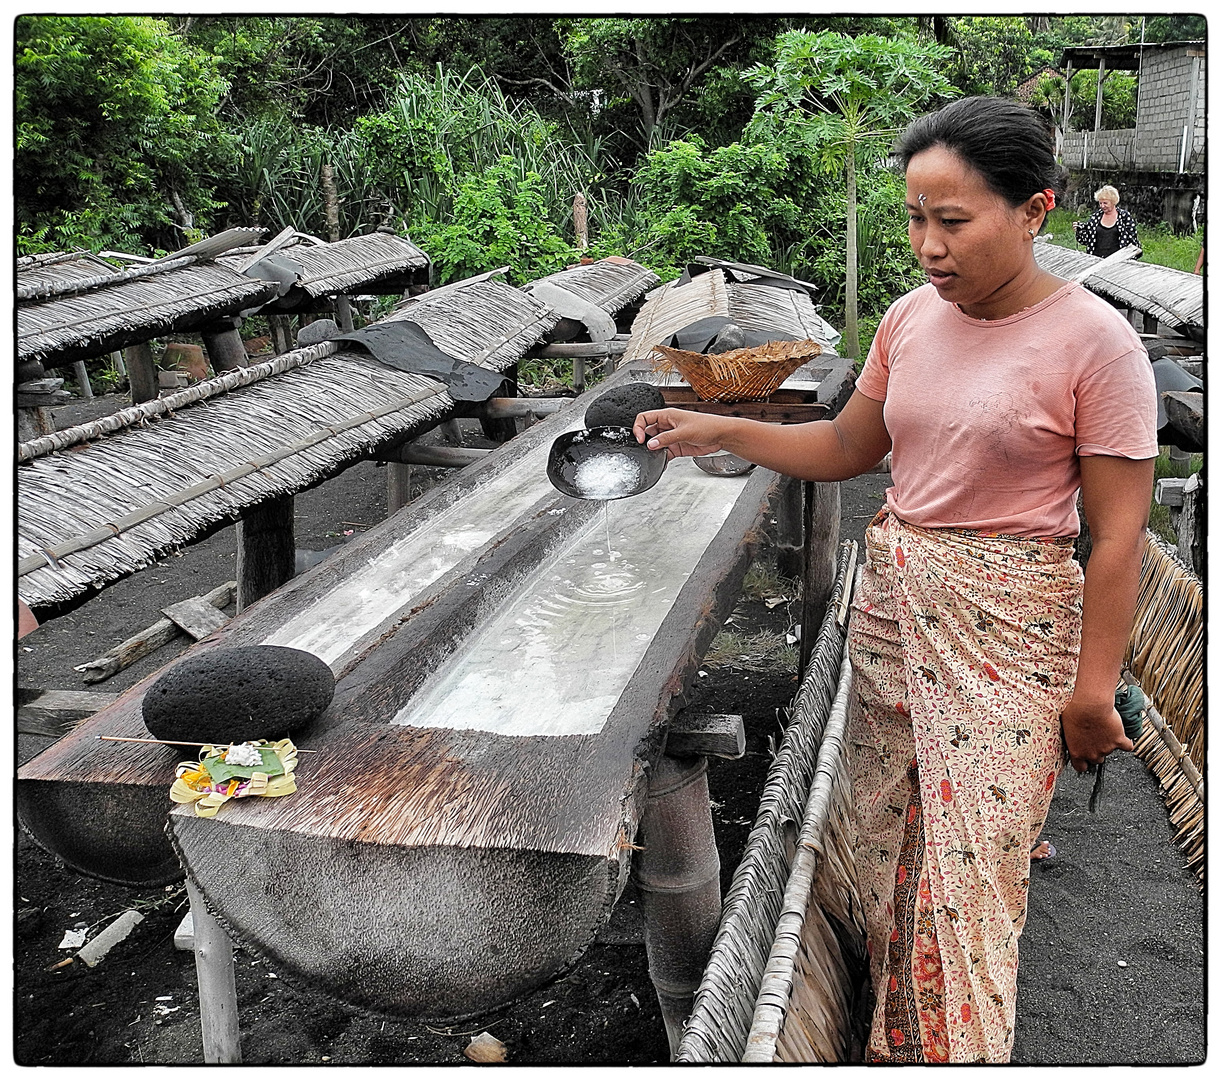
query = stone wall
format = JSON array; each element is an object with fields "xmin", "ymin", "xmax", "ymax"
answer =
[{"xmin": 1134, "ymin": 47, "xmax": 1205, "ymax": 172}]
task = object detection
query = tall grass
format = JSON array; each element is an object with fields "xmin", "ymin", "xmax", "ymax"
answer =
[{"xmin": 226, "ymin": 67, "xmax": 618, "ymax": 246}]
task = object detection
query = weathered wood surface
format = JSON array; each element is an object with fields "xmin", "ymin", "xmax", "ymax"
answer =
[
  {"xmin": 1162, "ymin": 390, "xmax": 1204, "ymax": 451},
  {"xmin": 17, "ymin": 690, "xmax": 120, "ymax": 736},
  {"xmin": 76, "ymin": 581, "xmax": 236, "ymax": 683},
  {"xmin": 18, "ymin": 360, "xmax": 811, "ymax": 1020},
  {"xmin": 161, "ymin": 596, "xmax": 231, "ymax": 640}
]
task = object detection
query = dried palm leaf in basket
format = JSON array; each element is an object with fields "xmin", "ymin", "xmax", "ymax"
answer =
[{"xmin": 651, "ymin": 338, "xmax": 822, "ymax": 403}]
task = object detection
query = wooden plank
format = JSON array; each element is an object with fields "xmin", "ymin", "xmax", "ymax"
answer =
[
  {"xmin": 75, "ymin": 581, "xmax": 236, "ymax": 683},
  {"xmin": 18, "ymin": 690, "xmax": 120, "ymax": 735},
  {"xmin": 161, "ymin": 596, "xmax": 230, "ymax": 640},
  {"xmin": 665, "ymin": 712, "xmax": 746, "ymax": 759},
  {"xmin": 660, "ymin": 388, "xmax": 829, "ymax": 424}
]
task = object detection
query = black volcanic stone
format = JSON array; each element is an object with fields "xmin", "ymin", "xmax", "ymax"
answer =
[
  {"xmin": 583, "ymin": 383, "xmax": 667, "ymax": 429},
  {"xmin": 142, "ymin": 645, "xmax": 335, "ymax": 744}
]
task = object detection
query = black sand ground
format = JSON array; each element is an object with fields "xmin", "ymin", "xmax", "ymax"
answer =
[{"xmin": 13, "ymin": 392, "xmax": 1204, "ymax": 1065}]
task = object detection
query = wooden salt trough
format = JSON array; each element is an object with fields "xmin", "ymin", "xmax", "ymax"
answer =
[{"xmin": 18, "ymin": 359, "xmax": 840, "ymax": 1021}]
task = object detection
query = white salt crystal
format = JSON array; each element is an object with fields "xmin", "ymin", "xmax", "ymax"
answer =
[
  {"xmin": 573, "ymin": 454, "xmax": 642, "ymax": 500},
  {"xmin": 225, "ymin": 742, "xmax": 263, "ymax": 766}
]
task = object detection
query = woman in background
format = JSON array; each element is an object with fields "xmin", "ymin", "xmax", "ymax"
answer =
[{"xmin": 1074, "ymin": 184, "xmax": 1140, "ymax": 257}]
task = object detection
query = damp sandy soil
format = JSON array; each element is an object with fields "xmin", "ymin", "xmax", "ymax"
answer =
[{"xmin": 14, "ymin": 393, "xmax": 1203, "ymax": 1065}]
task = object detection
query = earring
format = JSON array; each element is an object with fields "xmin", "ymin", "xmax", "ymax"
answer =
[{"xmin": 1029, "ymin": 229, "xmax": 1036, "ymax": 236}]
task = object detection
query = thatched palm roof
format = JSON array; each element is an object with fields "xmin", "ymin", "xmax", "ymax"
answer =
[
  {"xmin": 530, "ymin": 257, "xmax": 659, "ymax": 314},
  {"xmin": 220, "ymin": 232, "xmax": 431, "ymax": 308},
  {"xmin": 17, "ymin": 252, "xmax": 280, "ymax": 369},
  {"xmin": 623, "ymin": 268, "xmax": 841, "ymax": 363},
  {"xmin": 1034, "ymin": 244, "xmax": 1204, "ymax": 333},
  {"xmin": 17, "ymin": 278, "xmax": 557, "ymax": 611}
]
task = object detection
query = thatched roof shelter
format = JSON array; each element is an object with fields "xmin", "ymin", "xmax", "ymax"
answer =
[
  {"xmin": 528, "ymin": 256, "xmax": 659, "ymax": 318},
  {"xmin": 219, "ymin": 231, "xmax": 431, "ymax": 312},
  {"xmin": 622, "ymin": 265, "xmax": 842, "ymax": 363},
  {"xmin": 17, "ymin": 238, "xmax": 280, "ymax": 370},
  {"xmin": 1034, "ymin": 243, "xmax": 1204, "ymax": 334},
  {"xmin": 17, "ymin": 277, "xmax": 557, "ymax": 612}
]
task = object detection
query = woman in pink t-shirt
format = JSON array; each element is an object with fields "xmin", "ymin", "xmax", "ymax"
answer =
[{"xmin": 635, "ymin": 96, "xmax": 1156, "ymax": 1063}]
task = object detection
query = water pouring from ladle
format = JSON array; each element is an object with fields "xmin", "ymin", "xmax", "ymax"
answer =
[
  {"xmin": 547, "ymin": 426, "xmax": 667, "ymax": 501},
  {"xmin": 547, "ymin": 383, "xmax": 670, "ymax": 501}
]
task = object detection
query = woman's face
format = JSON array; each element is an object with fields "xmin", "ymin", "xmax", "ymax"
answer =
[
  {"xmin": 1097, "ymin": 195, "xmax": 1118, "ymax": 213},
  {"xmin": 905, "ymin": 145, "xmax": 1041, "ymax": 316}
]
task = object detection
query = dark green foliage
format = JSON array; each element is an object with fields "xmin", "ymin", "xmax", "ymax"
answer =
[
  {"xmin": 415, "ymin": 159, "xmax": 578, "ymax": 286},
  {"xmin": 15, "ymin": 12, "xmax": 1175, "ymax": 372},
  {"xmin": 15, "ymin": 14, "xmax": 231, "ymax": 253}
]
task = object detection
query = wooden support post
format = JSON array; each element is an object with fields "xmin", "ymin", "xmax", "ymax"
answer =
[
  {"xmin": 73, "ymin": 360, "xmax": 94, "ymax": 400},
  {"xmin": 335, "ymin": 295, "xmax": 355, "ymax": 333},
  {"xmin": 236, "ymin": 496, "xmax": 296, "ymax": 612},
  {"xmin": 124, "ymin": 341, "xmax": 159, "ymax": 404},
  {"xmin": 772, "ymin": 475, "xmax": 804, "ymax": 580},
  {"xmin": 574, "ymin": 192, "xmax": 589, "ymax": 252},
  {"xmin": 268, "ymin": 315, "xmax": 294, "ymax": 355},
  {"xmin": 798, "ymin": 481, "xmax": 841, "ymax": 683},
  {"xmin": 110, "ymin": 350, "xmax": 127, "ymax": 377},
  {"xmin": 321, "ymin": 161, "xmax": 356, "ymax": 333},
  {"xmin": 632, "ymin": 752, "xmax": 722, "ymax": 1059},
  {"xmin": 1176, "ymin": 472, "xmax": 1203, "ymax": 577},
  {"xmin": 185, "ymin": 879, "xmax": 242, "ymax": 1064},
  {"xmin": 200, "ymin": 317, "xmax": 248, "ymax": 373},
  {"xmin": 573, "ymin": 356, "xmax": 586, "ymax": 394},
  {"xmin": 387, "ymin": 462, "xmax": 413, "ymax": 514}
]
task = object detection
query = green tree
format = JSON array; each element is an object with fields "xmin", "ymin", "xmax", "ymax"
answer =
[
  {"xmin": 415, "ymin": 158, "xmax": 577, "ymax": 285},
  {"xmin": 629, "ymin": 137, "xmax": 805, "ymax": 277},
  {"xmin": 15, "ymin": 14, "xmax": 231, "ymax": 253},
  {"xmin": 744, "ymin": 30, "xmax": 956, "ymax": 358},
  {"xmin": 562, "ymin": 16, "xmax": 791, "ymax": 152}
]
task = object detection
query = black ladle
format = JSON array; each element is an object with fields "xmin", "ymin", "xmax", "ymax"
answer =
[{"xmin": 547, "ymin": 427, "xmax": 668, "ymax": 501}]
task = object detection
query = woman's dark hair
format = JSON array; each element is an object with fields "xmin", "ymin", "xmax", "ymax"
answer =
[{"xmin": 895, "ymin": 95, "xmax": 1067, "ymax": 208}]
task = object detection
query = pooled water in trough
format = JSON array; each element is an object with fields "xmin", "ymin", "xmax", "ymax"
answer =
[
  {"xmin": 394, "ymin": 460, "xmax": 752, "ymax": 737},
  {"xmin": 261, "ymin": 431, "xmax": 574, "ymax": 666}
]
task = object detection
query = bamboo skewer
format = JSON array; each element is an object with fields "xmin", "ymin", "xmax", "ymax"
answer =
[{"xmin": 98, "ymin": 735, "xmax": 318, "ymax": 753}]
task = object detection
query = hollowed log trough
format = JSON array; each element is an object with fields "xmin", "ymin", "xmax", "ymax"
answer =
[{"xmin": 18, "ymin": 363, "xmax": 792, "ymax": 1021}]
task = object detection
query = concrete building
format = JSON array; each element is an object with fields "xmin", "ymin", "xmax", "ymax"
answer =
[{"xmin": 1057, "ymin": 40, "xmax": 1204, "ymax": 230}]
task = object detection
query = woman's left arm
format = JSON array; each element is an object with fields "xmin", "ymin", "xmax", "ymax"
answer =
[{"xmin": 1061, "ymin": 453, "xmax": 1155, "ymax": 771}]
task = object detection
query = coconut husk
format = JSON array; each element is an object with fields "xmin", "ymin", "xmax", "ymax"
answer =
[{"xmin": 650, "ymin": 338, "xmax": 821, "ymax": 402}]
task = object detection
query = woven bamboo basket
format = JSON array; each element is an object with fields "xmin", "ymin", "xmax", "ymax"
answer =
[{"xmin": 650, "ymin": 338, "xmax": 822, "ymax": 402}]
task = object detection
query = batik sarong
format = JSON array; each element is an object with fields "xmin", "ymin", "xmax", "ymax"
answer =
[{"xmin": 847, "ymin": 509, "xmax": 1083, "ymax": 1063}]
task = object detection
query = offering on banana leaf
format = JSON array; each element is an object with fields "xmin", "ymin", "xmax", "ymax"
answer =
[{"xmin": 170, "ymin": 738, "xmax": 299, "ymax": 818}]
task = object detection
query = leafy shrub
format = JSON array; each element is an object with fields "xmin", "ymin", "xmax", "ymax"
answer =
[{"xmin": 416, "ymin": 158, "xmax": 578, "ymax": 285}]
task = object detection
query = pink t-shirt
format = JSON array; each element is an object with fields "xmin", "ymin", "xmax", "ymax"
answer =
[{"xmin": 856, "ymin": 281, "xmax": 1158, "ymax": 537}]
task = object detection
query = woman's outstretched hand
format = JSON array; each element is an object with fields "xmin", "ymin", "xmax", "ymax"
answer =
[{"xmin": 633, "ymin": 408, "xmax": 734, "ymax": 461}]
